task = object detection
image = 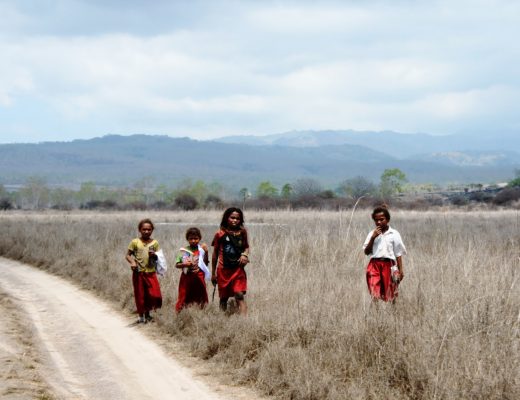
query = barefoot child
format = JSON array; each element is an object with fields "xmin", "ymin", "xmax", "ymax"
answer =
[
  {"xmin": 363, "ymin": 206, "xmax": 406, "ymax": 302},
  {"xmin": 175, "ymin": 227, "xmax": 210, "ymax": 312},
  {"xmin": 211, "ymin": 207, "xmax": 250, "ymax": 315},
  {"xmin": 125, "ymin": 219, "xmax": 163, "ymax": 323}
]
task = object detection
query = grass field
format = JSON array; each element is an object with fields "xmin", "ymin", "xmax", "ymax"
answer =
[{"xmin": 0, "ymin": 209, "xmax": 519, "ymax": 399}]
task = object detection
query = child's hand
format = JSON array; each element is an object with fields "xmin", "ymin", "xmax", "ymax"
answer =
[
  {"xmin": 238, "ymin": 254, "xmax": 249, "ymax": 267},
  {"xmin": 372, "ymin": 227, "xmax": 382, "ymax": 238}
]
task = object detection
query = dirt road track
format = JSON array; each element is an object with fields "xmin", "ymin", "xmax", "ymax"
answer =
[{"xmin": 0, "ymin": 258, "xmax": 233, "ymax": 400}]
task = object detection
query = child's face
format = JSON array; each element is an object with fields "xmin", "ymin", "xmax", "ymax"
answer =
[
  {"xmin": 227, "ymin": 211, "xmax": 241, "ymax": 229},
  {"xmin": 187, "ymin": 235, "xmax": 201, "ymax": 247},
  {"xmin": 139, "ymin": 223, "xmax": 153, "ymax": 240},
  {"xmin": 373, "ymin": 212, "xmax": 389, "ymax": 230}
]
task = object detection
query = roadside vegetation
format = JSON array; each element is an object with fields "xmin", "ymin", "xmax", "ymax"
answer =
[{"xmin": 0, "ymin": 209, "xmax": 518, "ymax": 399}]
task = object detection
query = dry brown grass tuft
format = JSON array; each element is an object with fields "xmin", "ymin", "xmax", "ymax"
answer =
[{"xmin": 1, "ymin": 209, "xmax": 519, "ymax": 399}]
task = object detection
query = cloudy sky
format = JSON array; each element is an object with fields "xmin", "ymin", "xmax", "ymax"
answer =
[{"xmin": 0, "ymin": 0, "xmax": 519, "ymax": 143}]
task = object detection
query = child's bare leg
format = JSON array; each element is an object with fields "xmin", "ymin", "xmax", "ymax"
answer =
[
  {"xmin": 219, "ymin": 297, "xmax": 229, "ymax": 311},
  {"xmin": 235, "ymin": 292, "xmax": 247, "ymax": 316}
]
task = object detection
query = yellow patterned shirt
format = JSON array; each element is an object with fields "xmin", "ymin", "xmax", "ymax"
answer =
[{"xmin": 128, "ymin": 238, "xmax": 160, "ymax": 273}]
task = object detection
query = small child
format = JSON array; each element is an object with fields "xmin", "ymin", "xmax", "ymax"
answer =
[
  {"xmin": 125, "ymin": 218, "xmax": 163, "ymax": 323},
  {"xmin": 363, "ymin": 206, "xmax": 406, "ymax": 302},
  {"xmin": 211, "ymin": 207, "xmax": 250, "ymax": 315},
  {"xmin": 175, "ymin": 227, "xmax": 210, "ymax": 312}
]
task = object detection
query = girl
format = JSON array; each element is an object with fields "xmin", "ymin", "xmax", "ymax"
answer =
[
  {"xmin": 125, "ymin": 218, "xmax": 163, "ymax": 323},
  {"xmin": 363, "ymin": 206, "xmax": 406, "ymax": 302},
  {"xmin": 211, "ymin": 207, "xmax": 250, "ymax": 315},
  {"xmin": 175, "ymin": 227, "xmax": 210, "ymax": 312}
]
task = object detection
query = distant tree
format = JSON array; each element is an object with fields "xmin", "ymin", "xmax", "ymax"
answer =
[
  {"xmin": 380, "ymin": 168, "xmax": 407, "ymax": 198},
  {"xmin": 174, "ymin": 179, "xmax": 211, "ymax": 205},
  {"xmin": 50, "ymin": 187, "xmax": 76, "ymax": 209},
  {"xmin": 339, "ymin": 176, "xmax": 377, "ymax": 198},
  {"xmin": 0, "ymin": 198, "xmax": 13, "ymax": 210},
  {"xmin": 318, "ymin": 190, "xmax": 336, "ymax": 199},
  {"xmin": 293, "ymin": 178, "xmax": 323, "ymax": 198},
  {"xmin": 256, "ymin": 181, "xmax": 278, "ymax": 198},
  {"xmin": 77, "ymin": 181, "xmax": 98, "ymax": 205},
  {"xmin": 508, "ymin": 169, "xmax": 520, "ymax": 187},
  {"xmin": 281, "ymin": 183, "xmax": 293, "ymax": 199},
  {"xmin": 0, "ymin": 184, "xmax": 12, "ymax": 210},
  {"xmin": 19, "ymin": 176, "xmax": 50, "ymax": 209},
  {"xmin": 493, "ymin": 187, "xmax": 520, "ymax": 204},
  {"xmin": 450, "ymin": 194, "xmax": 469, "ymax": 206},
  {"xmin": 204, "ymin": 194, "xmax": 223, "ymax": 209},
  {"xmin": 239, "ymin": 187, "xmax": 251, "ymax": 209},
  {"xmin": 0, "ymin": 184, "xmax": 8, "ymax": 199},
  {"xmin": 174, "ymin": 193, "xmax": 198, "ymax": 210},
  {"xmin": 152, "ymin": 184, "xmax": 172, "ymax": 204}
]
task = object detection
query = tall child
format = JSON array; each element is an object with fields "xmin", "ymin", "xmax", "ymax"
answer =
[
  {"xmin": 363, "ymin": 206, "xmax": 406, "ymax": 302},
  {"xmin": 175, "ymin": 227, "xmax": 210, "ymax": 312},
  {"xmin": 211, "ymin": 207, "xmax": 250, "ymax": 315},
  {"xmin": 125, "ymin": 218, "xmax": 163, "ymax": 323}
]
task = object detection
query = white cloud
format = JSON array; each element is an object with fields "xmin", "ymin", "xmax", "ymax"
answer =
[{"xmin": 0, "ymin": 0, "xmax": 519, "ymax": 142}]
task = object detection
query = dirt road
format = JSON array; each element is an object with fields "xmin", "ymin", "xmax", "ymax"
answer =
[{"xmin": 0, "ymin": 258, "xmax": 233, "ymax": 400}]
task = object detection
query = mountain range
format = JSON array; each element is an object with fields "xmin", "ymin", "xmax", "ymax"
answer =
[{"xmin": 0, "ymin": 130, "xmax": 518, "ymax": 188}]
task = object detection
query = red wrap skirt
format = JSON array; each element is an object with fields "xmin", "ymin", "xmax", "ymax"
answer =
[
  {"xmin": 217, "ymin": 266, "xmax": 247, "ymax": 298},
  {"xmin": 366, "ymin": 258, "xmax": 398, "ymax": 302},
  {"xmin": 175, "ymin": 270, "xmax": 208, "ymax": 312},
  {"xmin": 132, "ymin": 271, "xmax": 162, "ymax": 314}
]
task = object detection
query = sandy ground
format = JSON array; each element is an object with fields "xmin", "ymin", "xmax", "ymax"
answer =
[{"xmin": 0, "ymin": 258, "xmax": 258, "ymax": 400}]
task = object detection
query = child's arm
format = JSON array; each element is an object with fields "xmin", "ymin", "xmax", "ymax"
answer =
[
  {"xmin": 396, "ymin": 256, "xmax": 404, "ymax": 280},
  {"xmin": 238, "ymin": 245, "xmax": 249, "ymax": 267},
  {"xmin": 211, "ymin": 244, "xmax": 218, "ymax": 285},
  {"xmin": 201, "ymin": 243, "xmax": 210, "ymax": 265},
  {"xmin": 364, "ymin": 228, "xmax": 381, "ymax": 255},
  {"xmin": 238, "ymin": 230, "xmax": 250, "ymax": 267},
  {"xmin": 125, "ymin": 249, "xmax": 137, "ymax": 271}
]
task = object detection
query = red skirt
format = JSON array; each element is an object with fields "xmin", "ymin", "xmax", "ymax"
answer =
[
  {"xmin": 366, "ymin": 258, "xmax": 398, "ymax": 302},
  {"xmin": 132, "ymin": 271, "xmax": 162, "ymax": 314},
  {"xmin": 175, "ymin": 269, "xmax": 208, "ymax": 312},
  {"xmin": 217, "ymin": 266, "xmax": 247, "ymax": 298}
]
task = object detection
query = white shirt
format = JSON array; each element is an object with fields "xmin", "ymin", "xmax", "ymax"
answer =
[{"xmin": 363, "ymin": 226, "xmax": 406, "ymax": 260}]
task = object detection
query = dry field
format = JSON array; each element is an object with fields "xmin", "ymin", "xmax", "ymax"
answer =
[{"xmin": 0, "ymin": 209, "xmax": 519, "ymax": 400}]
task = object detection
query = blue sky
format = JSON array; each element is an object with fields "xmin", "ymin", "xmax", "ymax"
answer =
[{"xmin": 0, "ymin": 0, "xmax": 519, "ymax": 143}]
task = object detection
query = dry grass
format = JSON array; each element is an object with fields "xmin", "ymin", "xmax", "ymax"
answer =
[
  {"xmin": 0, "ymin": 290, "xmax": 57, "ymax": 400},
  {"xmin": 1, "ymin": 209, "xmax": 519, "ymax": 399}
]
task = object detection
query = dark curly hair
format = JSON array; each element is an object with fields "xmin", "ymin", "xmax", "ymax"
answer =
[
  {"xmin": 185, "ymin": 227, "xmax": 202, "ymax": 240},
  {"xmin": 371, "ymin": 205, "xmax": 390, "ymax": 221},
  {"xmin": 220, "ymin": 207, "xmax": 244, "ymax": 229},
  {"xmin": 138, "ymin": 218, "xmax": 154, "ymax": 230}
]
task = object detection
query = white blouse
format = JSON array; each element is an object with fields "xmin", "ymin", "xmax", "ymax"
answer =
[{"xmin": 363, "ymin": 226, "xmax": 407, "ymax": 260}]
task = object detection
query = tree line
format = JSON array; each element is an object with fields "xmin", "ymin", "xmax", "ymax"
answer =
[{"xmin": 1, "ymin": 168, "xmax": 519, "ymax": 211}]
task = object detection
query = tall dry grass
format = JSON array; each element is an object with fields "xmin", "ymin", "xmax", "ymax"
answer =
[{"xmin": 0, "ymin": 209, "xmax": 519, "ymax": 399}]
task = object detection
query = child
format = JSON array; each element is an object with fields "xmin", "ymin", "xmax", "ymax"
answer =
[
  {"xmin": 125, "ymin": 218, "xmax": 163, "ymax": 323},
  {"xmin": 363, "ymin": 206, "xmax": 406, "ymax": 302},
  {"xmin": 175, "ymin": 227, "xmax": 210, "ymax": 312},
  {"xmin": 211, "ymin": 207, "xmax": 250, "ymax": 315}
]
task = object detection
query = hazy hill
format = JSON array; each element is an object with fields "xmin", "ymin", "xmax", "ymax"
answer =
[
  {"xmin": 0, "ymin": 134, "xmax": 517, "ymax": 188},
  {"xmin": 215, "ymin": 129, "xmax": 520, "ymax": 164}
]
